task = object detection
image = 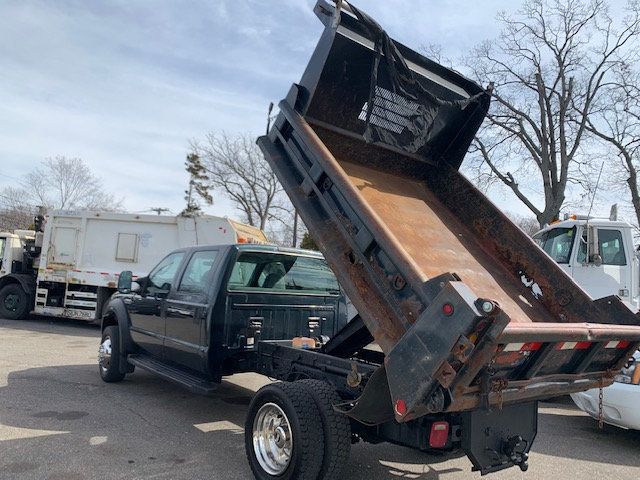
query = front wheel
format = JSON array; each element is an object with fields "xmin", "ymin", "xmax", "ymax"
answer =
[
  {"xmin": 245, "ymin": 382, "xmax": 324, "ymax": 480},
  {"xmin": 0, "ymin": 283, "xmax": 30, "ymax": 320},
  {"xmin": 98, "ymin": 326, "xmax": 125, "ymax": 383}
]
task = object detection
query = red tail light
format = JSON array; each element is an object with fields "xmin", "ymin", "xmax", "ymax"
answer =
[
  {"xmin": 429, "ymin": 421, "xmax": 450, "ymax": 449},
  {"xmin": 394, "ymin": 399, "xmax": 407, "ymax": 417}
]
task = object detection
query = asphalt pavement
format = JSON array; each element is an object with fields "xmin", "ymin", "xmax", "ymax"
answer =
[{"xmin": 1, "ymin": 316, "xmax": 640, "ymax": 480}]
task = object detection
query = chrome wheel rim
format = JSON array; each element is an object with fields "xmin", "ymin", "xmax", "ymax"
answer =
[
  {"xmin": 253, "ymin": 402, "xmax": 293, "ymax": 475},
  {"xmin": 98, "ymin": 337, "xmax": 112, "ymax": 373}
]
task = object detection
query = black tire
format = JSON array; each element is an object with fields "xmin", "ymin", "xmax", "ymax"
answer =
[
  {"xmin": 245, "ymin": 382, "xmax": 324, "ymax": 480},
  {"xmin": 298, "ymin": 380, "xmax": 351, "ymax": 480},
  {"xmin": 0, "ymin": 283, "xmax": 30, "ymax": 320},
  {"xmin": 98, "ymin": 326, "xmax": 125, "ymax": 383}
]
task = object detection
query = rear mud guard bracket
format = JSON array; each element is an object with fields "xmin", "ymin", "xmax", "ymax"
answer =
[{"xmin": 462, "ymin": 401, "xmax": 537, "ymax": 475}]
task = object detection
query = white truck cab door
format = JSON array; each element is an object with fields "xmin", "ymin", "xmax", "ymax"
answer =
[{"xmin": 571, "ymin": 228, "xmax": 631, "ymax": 301}]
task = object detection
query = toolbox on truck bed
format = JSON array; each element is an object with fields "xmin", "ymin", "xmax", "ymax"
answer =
[{"xmin": 258, "ymin": 0, "xmax": 640, "ymax": 432}]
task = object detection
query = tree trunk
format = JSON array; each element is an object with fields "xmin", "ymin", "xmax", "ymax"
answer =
[{"xmin": 628, "ymin": 168, "xmax": 640, "ymax": 230}]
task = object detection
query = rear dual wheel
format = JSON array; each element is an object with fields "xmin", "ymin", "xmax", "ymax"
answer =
[{"xmin": 245, "ymin": 380, "xmax": 350, "ymax": 480}]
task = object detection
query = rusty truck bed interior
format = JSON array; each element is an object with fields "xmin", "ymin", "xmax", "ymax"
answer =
[{"xmin": 337, "ymin": 159, "xmax": 556, "ymax": 325}]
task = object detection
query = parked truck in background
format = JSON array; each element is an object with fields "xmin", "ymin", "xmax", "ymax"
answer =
[
  {"xmin": 533, "ymin": 212, "xmax": 638, "ymax": 311},
  {"xmin": 0, "ymin": 210, "xmax": 267, "ymax": 322},
  {"xmin": 533, "ymin": 213, "xmax": 640, "ymax": 429}
]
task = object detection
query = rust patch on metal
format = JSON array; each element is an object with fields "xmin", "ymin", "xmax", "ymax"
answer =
[
  {"xmin": 434, "ymin": 361, "xmax": 456, "ymax": 388},
  {"xmin": 340, "ymin": 160, "xmax": 556, "ymax": 324},
  {"xmin": 452, "ymin": 335, "xmax": 475, "ymax": 363}
]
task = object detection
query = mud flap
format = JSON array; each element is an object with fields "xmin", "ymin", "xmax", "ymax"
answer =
[
  {"xmin": 333, "ymin": 366, "xmax": 395, "ymax": 426},
  {"xmin": 461, "ymin": 401, "xmax": 537, "ymax": 475}
]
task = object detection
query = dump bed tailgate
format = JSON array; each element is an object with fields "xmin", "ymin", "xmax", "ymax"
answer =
[{"xmin": 258, "ymin": 0, "xmax": 640, "ymax": 422}]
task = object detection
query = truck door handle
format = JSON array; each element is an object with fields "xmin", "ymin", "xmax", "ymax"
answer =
[
  {"xmin": 250, "ymin": 316, "xmax": 264, "ymax": 328},
  {"xmin": 308, "ymin": 316, "xmax": 322, "ymax": 329},
  {"xmin": 166, "ymin": 306, "xmax": 192, "ymax": 317}
]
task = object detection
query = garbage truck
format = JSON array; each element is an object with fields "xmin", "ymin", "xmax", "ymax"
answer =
[
  {"xmin": 0, "ymin": 210, "xmax": 267, "ymax": 321},
  {"xmin": 244, "ymin": 1, "xmax": 640, "ymax": 477}
]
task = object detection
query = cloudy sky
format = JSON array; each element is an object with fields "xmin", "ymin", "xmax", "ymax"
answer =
[{"xmin": 0, "ymin": 0, "xmax": 609, "ymax": 220}]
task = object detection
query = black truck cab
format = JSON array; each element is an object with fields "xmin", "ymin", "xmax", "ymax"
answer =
[{"xmin": 99, "ymin": 244, "xmax": 347, "ymax": 388}]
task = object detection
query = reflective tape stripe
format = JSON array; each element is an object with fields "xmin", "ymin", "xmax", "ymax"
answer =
[
  {"xmin": 502, "ymin": 342, "xmax": 541, "ymax": 352},
  {"xmin": 503, "ymin": 343, "xmax": 525, "ymax": 352},
  {"xmin": 502, "ymin": 339, "xmax": 630, "ymax": 353}
]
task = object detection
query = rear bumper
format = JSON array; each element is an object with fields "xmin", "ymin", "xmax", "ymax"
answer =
[{"xmin": 571, "ymin": 384, "xmax": 640, "ymax": 430}]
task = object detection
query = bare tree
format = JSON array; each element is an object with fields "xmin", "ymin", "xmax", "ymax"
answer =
[
  {"xmin": 466, "ymin": 0, "xmax": 640, "ymax": 227},
  {"xmin": 4, "ymin": 156, "xmax": 123, "ymax": 211},
  {"xmin": 507, "ymin": 212, "xmax": 543, "ymax": 236},
  {"xmin": 192, "ymin": 133, "xmax": 288, "ymax": 231},
  {"xmin": 582, "ymin": 65, "xmax": 640, "ymax": 227},
  {"xmin": 0, "ymin": 187, "xmax": 35, "ymax": 231}
]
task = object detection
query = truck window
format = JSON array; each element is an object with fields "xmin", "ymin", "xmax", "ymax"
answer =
[
  {"xmin": 533, "ymin": 227, "xmax": 575, "ymax": 264},
  {"xmin": 599, "ymin": 229, "xmax": 626, "ymax": 265},
  {"xmin": 575, "ymin": 229, "xmax": 626, "ymax": 265},
  {"xmin": 148, "ymin": 252, "xmax": 185, "ymax": 290},
  {"xmin": 178, "ymin": 250, "xmax": 219, "ymax": 293},
  {"xmin": 0, "ymin": 238, "xmax": 5, "ymax": 261},
  {"xmin": 227, "ymin": 252, "xmax": 339, "ymax": 295}
]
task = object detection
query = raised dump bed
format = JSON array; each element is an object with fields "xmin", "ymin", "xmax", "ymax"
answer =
[{"xmin": 258, "ymin": 0, "xmax": 640, "ymax": 427}]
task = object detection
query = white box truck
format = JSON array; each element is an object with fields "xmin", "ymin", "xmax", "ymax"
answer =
[{"xmin": 0, "ymin": 210, "xmax": 267, "ymax": 321}]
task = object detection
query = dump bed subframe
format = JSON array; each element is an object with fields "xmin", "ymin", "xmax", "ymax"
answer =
[{"xmin": 258, "ymin": 0, "xmax": 640, "ymax": 425}]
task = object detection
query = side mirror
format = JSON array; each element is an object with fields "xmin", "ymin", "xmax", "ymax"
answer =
[{"xmin": 117, "ymin": 271, "xmax": 133, "ymax": 293}]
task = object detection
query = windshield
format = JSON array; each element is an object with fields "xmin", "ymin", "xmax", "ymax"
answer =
[{"xmin": 533, "ymin": 227, "xmax": 576, "ymax": 264}]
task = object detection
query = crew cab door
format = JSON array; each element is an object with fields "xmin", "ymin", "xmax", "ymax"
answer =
[
  {"xmin": 225, "ymin": 251, "xmax": 343, "ymax": 348},
  {"xmin": 128, "ymin": 251, "xmax": 185, "ymax": 358},
  {"xmin": 572, "ymin": 227, "xmax": 631, "ymax": 301},
  {"xmin": 164, "ymin": 249, "xmax": 220, "ymax": 373}
]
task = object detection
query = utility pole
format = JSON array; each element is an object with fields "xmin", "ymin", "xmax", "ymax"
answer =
[{"xmin": 149, "ymin": 207, "xmax": 170, "ymax": 216}]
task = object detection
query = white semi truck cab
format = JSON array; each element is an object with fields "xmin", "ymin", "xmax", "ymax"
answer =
[
  {"xmin": 0, "ymin": 229, "xmax": 37, "ymax": 279},
  {"xmin": 533, "ymin": 215, "xmax": 638, "ymax": 311}
]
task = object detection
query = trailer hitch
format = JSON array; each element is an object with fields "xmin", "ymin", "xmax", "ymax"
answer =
[{"xmin": 502, "ymin": 435, "xmax": 529, "ymax": 472}]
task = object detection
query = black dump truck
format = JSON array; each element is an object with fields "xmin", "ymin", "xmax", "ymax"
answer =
[{"xmin": 100, "ymin": 2, "xmax": 640, "ymax": 479}]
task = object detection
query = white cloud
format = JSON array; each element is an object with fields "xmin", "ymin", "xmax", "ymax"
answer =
[{"xmin": 0, "ymin": 0, "xmax": 582, "ymax": 221}]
